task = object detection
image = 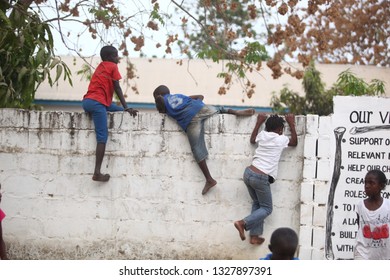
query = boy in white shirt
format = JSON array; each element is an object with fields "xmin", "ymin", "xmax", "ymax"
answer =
[{"xmin": 234, "ymin": 113, "xmax": 297, "ymax": 245}]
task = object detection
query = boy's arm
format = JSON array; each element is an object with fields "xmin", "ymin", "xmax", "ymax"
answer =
[
  {"xmin": 113, "ymin": 80, "xmax": 138, "ymax": 117},
  {"xmin": 285, "ymin": 113, "xmax": 297, "ymax": 147},
  {"xmin": 113, "ymin": 80, "xmax": 128, "ymax": 108},
  {"xmin": 189, "ymin": 95, "xmax": 204, "ymax": 100},
  {"xmin": 250, "ymin": 113, "xmax": 267, "ymax": 144}
]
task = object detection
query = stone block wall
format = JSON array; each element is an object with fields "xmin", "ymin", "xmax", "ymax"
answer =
[{"xmin": 0, "ymin": 108, "xmax": 330, "ymax": 259}]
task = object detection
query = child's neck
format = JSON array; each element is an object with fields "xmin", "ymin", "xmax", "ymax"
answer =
[{"xmin": 364, "ymin": 195, "xmax": 383, "ymax": 211}]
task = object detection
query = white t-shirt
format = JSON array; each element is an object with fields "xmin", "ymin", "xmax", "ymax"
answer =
[
  {"xmin": 251, "ymin": 131, "xmax": 289, "ymax": 179},
  {"xmin": 354, "ymin": 199, "xmax": 390, "ymax": 260}
]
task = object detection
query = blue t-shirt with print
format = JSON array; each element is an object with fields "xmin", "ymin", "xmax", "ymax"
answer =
[
  {"xmin": 260, "ymin": 253, "xmax": 299, "ymax": 260},
  {"xmin": 163, "ymin": 93, "xmax": 204, "ymax": 131}
]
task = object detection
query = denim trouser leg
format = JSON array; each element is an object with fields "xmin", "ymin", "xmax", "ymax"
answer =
[
  {"xmin": 243, "ymin": 167, "xmax": 273, "ymax": 236},
  {"xmin": 186, "ymin": 119, "xmax": 207, "ymax": 163},
  {"xmin": 82, "ymin": 99, "xmax": 109, "ymax": 143},
  {"xmin": 82, "ymin": 100, "xmax": 125, "ymax": 143},
  {"xmin": 107, "ymin": 102, "xmax": 124, "ymax": 112},
  {"xmin": 186, "ymin": 105, "xmax": 218, "ymax": 163}
]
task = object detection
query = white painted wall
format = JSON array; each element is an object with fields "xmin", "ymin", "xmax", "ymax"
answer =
[
  {"xmin": 35, "ymin": 57, "xmax": 390, "ymax": 111},
  {"xmin": 0, "ymin": 108, "xmax": 332, "ymax": 260}
]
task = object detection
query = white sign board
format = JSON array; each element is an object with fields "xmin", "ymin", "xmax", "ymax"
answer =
[{"xmin": 326, "ymin": 96, "xmax": 390, "ymax": 260}]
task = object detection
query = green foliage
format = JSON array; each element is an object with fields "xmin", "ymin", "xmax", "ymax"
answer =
[
  {"xmin": 181, "ymin": 1, "xmax": 269, "ymax": 94},
  {"xmin": 243, "ymin": 42, "xmax": 268, "ymax": 64},
  {"xmin": 150, "ymin": 4, "xmax": 165, "ymax": 25},
  {"xmin": 89, "ymin": 8, "xmax": 112, "ymax": 21},
  {"xmin": 197, "ymin": 41, "xmax": 268, "ymax": 85},
  {"xmin": 189, "ymin": 1, "xmax": 269, "ymax": 62},
  {"xmin": 187, "ymin": 0, "xmax": 252, "ymax": 58},
  {"xmin": 270, "ymin": 87, "xmax": 307, "ymax": 115},
  {"xmin": 333, "ymin": 69, "xmax": 385, "ymax": 96},
  {"xmin": 196, "ymin": 46, "xmax": 223, "ymax": 62},
  {"xmin": 301, "ymin": 61, "xmax": 333, "ymax": 116},
  {"xmin": 76, "ymin": 64, "xmax": 93, "ymax": 81},
  {"xmin": 0, "ymin": 3, "xmax": 72, "ymax": 109},
  {"xmin": 271, "ymin": 63, "xmax": 385, "ymax": 116}
]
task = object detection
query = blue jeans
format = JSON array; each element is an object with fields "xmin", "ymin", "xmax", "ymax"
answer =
[
  {"xmin": 243, "ymin": 167, "xmax": 273, "ymax": 236},
  {"xmin": 82, "ymin": 98, "xmax": 124, "ymax": 143},
  {"xmin": 186, "ymin": 105, "xmax": 228, "ymax": 162}
]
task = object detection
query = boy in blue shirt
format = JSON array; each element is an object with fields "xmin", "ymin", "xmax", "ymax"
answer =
[{"xmin": 153, "ymin": 85, "xmax": 255, "ymax": 195}]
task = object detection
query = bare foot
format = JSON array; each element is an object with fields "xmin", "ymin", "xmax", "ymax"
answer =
[
  {"xmin": 92, "ymin": 173, "xmax": 110, "ymax": 182},
  {"xmin": 250, "ymin": 235, "xmax": 265, "ymax": 245},
  {"xmin": 234, "ymin": 220, "xmax": 246, "ymax": 241},
  {"xmin": 229, "ymin": 108, "xmax": 255, "ymax": 116},
  {"xmin": 202, "ymin": 180, "xmax": 217, "ymax": 195}
]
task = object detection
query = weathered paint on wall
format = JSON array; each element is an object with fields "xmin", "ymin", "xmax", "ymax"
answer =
[{"xmin": 0, "ymin": 108, "xmax": 331, "ymax": 260}]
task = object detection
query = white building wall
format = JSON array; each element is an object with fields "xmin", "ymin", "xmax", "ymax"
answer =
[
  {"xmin": 0, "ymin": 108, "xmax": 331, "ymax": 260},
  {"xmin": 35, "ymin": 57, "xmax": 390, "ymax": 111}
]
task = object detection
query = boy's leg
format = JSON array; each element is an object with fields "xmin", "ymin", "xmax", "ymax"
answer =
[
  {"xmin": 83, "ymin": 99, "xmax": 110, "ymax": 182},
  {"xmin": 93, "ymin": 142, "xmax": 110, "ymax": 182},
  {"xmin": 246, "ymin": 178, "xmax": 272, "ymax": 244},
  {"xmin": 226, "ymin": 108, "xmax": 255, "ymax": 116},
  {"xmin": 234, "ymin": 220, "xmax": 246, "ymax": 241},
  {"xmin": 250, "ymin": 235, "xmax": 265, "ymax": 245},
  {"xmin": 198, "ymin": 159, "xmax": 217, "ymax": 195},
  {"xmin": 107, "ymin": 102, "xmax": 124, "ymax": 112},
  {"xmin": 236, "ymin": 168, "xmax": 270, "ymax": 245},
  {"xmin": 187, "ymin": 109, "xmax": 217, "ymax": 194},
  {"xmin": 234, "ymin": 167, "xmax": 253, "ymax": 241}
]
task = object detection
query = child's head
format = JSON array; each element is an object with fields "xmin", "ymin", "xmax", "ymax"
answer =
[
  {"xmin": 364, "ymin": 170, "xmax": 387, "ymax": 197},
  {"xmin": 100, "ymin": 46, "xmax": 119, "ymax": 63},
  {"xmin": 265, "ymin": 114, "xmax": 285, "ymax": 134},
  {"xmin": 268, "ymin": 227, "xmax": 298, "ymax": 260},
  {"xmin": 153, "ymin": 85, "xmax": 170, "ymax": 99}
]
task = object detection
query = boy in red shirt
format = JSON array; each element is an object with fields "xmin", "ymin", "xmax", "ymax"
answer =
[{"xmin": 82, "ymin": 46, "xmax": 138, "ymax": 182}]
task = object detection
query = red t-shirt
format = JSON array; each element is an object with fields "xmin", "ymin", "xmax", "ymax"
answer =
[
  {"xmin": 0, "ymin": 209, "xmax": 5, "ymax": 222},
  {"xmin": 83, "ymin": 61, "xmax": 122, "ymax": 107}
]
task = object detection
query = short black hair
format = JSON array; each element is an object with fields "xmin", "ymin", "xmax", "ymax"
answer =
[
  {"xmin": 366, "ymin": 170, "xmax": 387, "ymax": 189},
  {"xmin": 100, "ymin": 45, "xmax": 118, "ymax": 61},
  {"xmin": 265, "ymin": 114, "xmax": 285, "ymax": 132},
  {"xmin": 153, "ymin": 85, "xmax": 170, "ymax": 99},
  {"xmin": 270, "ymin": 227, "xmax": 298, "ymax": 259}
]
